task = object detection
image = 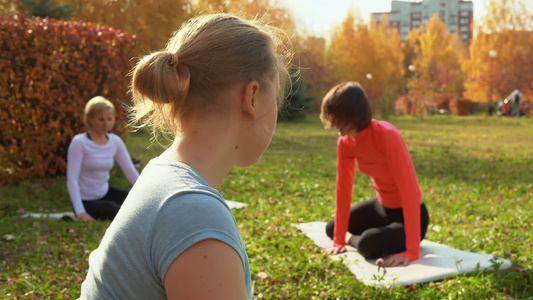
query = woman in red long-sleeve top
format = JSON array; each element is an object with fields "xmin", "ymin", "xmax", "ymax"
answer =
[{"xmin": 321, "ymin": 82, "xmax": 429, "ymax": 267}]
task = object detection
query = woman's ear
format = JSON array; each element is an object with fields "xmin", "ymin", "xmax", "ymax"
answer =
[{"xmin": 241, "ymin": 81, "xmax": 260, "ymax": 119}]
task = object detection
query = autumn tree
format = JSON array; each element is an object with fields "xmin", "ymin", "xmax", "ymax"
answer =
[
  {"xmin": 406, "ymin": 14, "xmax": 464, "ymax": 109},
  {"xmin": 293, "ymin": 35, "xmax": 330, "ymax": 111},
  {"xmin": 55, "ymin": 0, "xmax": 192, "ymax": 52},
  {"xmin": 195, "ymin": 0, "xmax": 302, "ymax": 112},
  {"xmin": 327, "ymin": 12, "xmax": 404, "ymax": 117},
  {"xmin": 194, "ymin": 0, "xmax": 295, "ymax": 34},
  {"xmin": 19, "ymin": 0, "xmax": 75, "ymax": 19},
  {"xmin": 279, "ymin": 68, "xmax": 313, "ymax": 120},
  {"xmin": 327, "ymin": 12, "xmax": 359, "ymax": 83},
  {"xmin": 462, "ymin": 0, "xmax": 533, "ymax": 110},
  {"xmin": 403, "ymin": 28, "xmax": 418, "ymax": 91},
  {"xmin": 0, "ymin": 0, "xmax": 23, "ymax": 16}
]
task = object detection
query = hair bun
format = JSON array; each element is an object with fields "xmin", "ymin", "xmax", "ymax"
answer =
[{"xmin": 131, "ymin": 51, "xmax": 190, "ymax": 106}]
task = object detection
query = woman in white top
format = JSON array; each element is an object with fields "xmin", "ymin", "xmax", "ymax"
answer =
[{"xmin": 66, "ymin": 96, "xmax": 139, "ymax": 221}]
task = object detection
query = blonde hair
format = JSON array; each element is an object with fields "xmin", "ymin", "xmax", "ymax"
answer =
[
  {"xmin": 129, "ymin": 13, "xmax": 292, "ymax": 139},
  {"xmin": 84, "ymin": 96, "xmax": 116, "ymax": 128}
]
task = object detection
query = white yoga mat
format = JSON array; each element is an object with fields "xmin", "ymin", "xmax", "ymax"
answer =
[
  {"xmin": 20, "ymin": 200, "xmax": 247, "ymax": 221},
  {"xmin": 295, "ymin": 222, "xmax": 512, "ymax": 287},
  {"xmin": 225, "ymin": 200, "xmax": 248, "ymax": 209},
  {"xmin": 21, "ymin": 211, "xmax": 77, "ymax": 220}
]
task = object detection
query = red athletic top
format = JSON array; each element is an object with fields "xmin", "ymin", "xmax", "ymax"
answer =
[{"xmin": 333, "ymin": 119, "xmax": 423, "ymax": 261}]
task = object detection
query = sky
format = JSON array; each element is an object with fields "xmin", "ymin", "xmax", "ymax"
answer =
[{"xmin": 280, "ymin": 0, "xmax": 488, "ymax": 38}]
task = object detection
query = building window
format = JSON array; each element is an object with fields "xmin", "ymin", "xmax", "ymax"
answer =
[
  {"xmin": 412, "ymin": 12, "xmax": 421, "ymax": 18},
  {"xmin": 460, "ymin": 26, "xmax": 469, "ymax": 31},
  {"xmin": 460, "ymin": 11, "xmax": 469, "ymax": 17},
  {"xmin": 461, "ymin": 33, "xmax": 469, "ymax": 40},
  {"xmin": 460, "ymin": 18, "xmax": 469, "ymax": 24},
  {"xmin": 412, "ymin": 20, "xmax": 420, "ymax": 26}
]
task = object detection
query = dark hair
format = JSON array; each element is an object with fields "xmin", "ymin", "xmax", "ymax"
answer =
[{"xmin": 320, "ymin": 82, "xmax": 372, "ymax": 132}]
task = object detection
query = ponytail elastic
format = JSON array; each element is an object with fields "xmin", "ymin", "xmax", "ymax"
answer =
[{"xmin": 168, "ymin": 52, "xmax": 178, "ymax": 66}]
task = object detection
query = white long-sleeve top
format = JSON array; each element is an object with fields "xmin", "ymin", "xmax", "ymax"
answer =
[{"xmin": 66, "ymin": 133, "xmax": 139, "ymax": 215}]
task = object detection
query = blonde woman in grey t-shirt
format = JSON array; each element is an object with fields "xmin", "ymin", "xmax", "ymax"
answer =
[{"xmin": 79, "ymin": 14, "xmax": 293, "ymax": 300}]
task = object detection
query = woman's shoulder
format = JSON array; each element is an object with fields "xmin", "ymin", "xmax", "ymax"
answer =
[
  {"xmin": 147, "ymin": 183, "xmax": 234, "ymax": 237},
  {"xmin": 373, "ymin": 120, "xmax": 401, "ymax": 136},
  {"xmin": 138, "ymin": 160, "xmax": 223, "ymax": 204},
  {"xmin": 70, "ymin": 133, "xmax": 89, "ymax": 144},
  {"xmin": 337, "ymin": 134, "xmax": 356, "ymax": 149},
  {"xmin": 107, "ymin": 133, "xmax": 127, "ymax": 145},
  {"xmin": 372, "ymin": 119, "xmax": 395, "ymax": 129},
  {"xmin": 107, "ymin": 132, "xmax": 120, "ymax": 140}
]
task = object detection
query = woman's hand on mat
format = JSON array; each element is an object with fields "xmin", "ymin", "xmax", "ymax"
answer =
[
  {"xmin": 383, "ymin": 254, "xmax": 409, "ymax": 267},
  {"xmin": 324, "ymin": 245, "xmax": 346, "ymax": 255},
  {"xmin": 78, "ymin": 213, "xmax": 95, "ymax": 222}
]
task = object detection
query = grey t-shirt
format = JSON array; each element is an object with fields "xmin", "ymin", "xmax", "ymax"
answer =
[{"xmin": 79, "ymin": 158, "xmax": 252, "ymax": 299}]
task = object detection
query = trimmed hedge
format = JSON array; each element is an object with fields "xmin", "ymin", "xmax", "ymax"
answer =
[
  {"xmin": 449, "ymin": 97, "xmax": 472, "ymax": 116},
  {"xmin": 0, "ymin": 14, "xmax": 136, "ymax": 184}
]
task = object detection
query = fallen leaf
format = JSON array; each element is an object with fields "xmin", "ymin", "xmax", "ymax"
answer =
[
  {"xmin": 256, "ymin": 271, "xmax": 268, "ymax": 281},
  {"xmin": 3, "ymin": 234, "xmax": 15, "ymax": 241}
]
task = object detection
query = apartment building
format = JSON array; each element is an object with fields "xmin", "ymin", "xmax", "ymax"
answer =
[{"xmin": 372, "ymin": 0, "xmax": 474, "ymax": 43}]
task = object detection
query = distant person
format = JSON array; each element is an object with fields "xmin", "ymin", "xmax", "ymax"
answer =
[
  {"xmin": 79, "ymin": 14, "xmax": 292, "ymax": 299},
  {"xmin": 502, "ymin": 100, "xmax": 510, "ymax": 115},
  {"xmin": 66, "ymin": 96, "xmax": 139, "ymax": 221},
  {"xmin": 320, "ymin": 82, "xmax": 429, "ymax": 267},
  {"xmin": 511, "ymin": 92, "xmax": 522, "ymax": 117}
]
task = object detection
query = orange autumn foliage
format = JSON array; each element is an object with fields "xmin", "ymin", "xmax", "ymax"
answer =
[
  {"xmin": 294, "ymin": 35, "xmax": 331, "ymax": 111},
  {"xmin": 449, "ymin": 97, "xmax": 472, "ymax": 116},
  {"xmin": 394, "ymin": 95, "xmax": 413, "ymax": 116},
  {"xmin": 407, "ymin": 15, "xmax": 464, "ymax": 98},
  {"xmin": 462, "ymin": 0, "xmax": 533, "ymax": 103},
  {"xmin": 58, "ymin": 0, "xmax": 190, "ymax": 53},
  {"xmin": 0, "ymin": 14, "xmax": 136, "ymax": 184},
  {"xmin": 327, "ymin": 12, "xmax": 404, "ymax": 114},
  {"xmin": 194, "ymin": 0, "xmax": 295, "ymax": 34}
]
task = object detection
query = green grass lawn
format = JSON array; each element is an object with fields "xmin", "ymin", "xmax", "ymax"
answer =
[{"xmin": 1, "ymin": 114, "xmax": 532, "ymax": 299}]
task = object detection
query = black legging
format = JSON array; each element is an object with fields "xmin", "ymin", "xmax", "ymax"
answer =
[
  {"xmin": 326, "ymin": 197, "xmax": 429, "ymax": 259},
  {"xmin": 82, "ymin": 186, "xmax": 129, "ymax": 220}
]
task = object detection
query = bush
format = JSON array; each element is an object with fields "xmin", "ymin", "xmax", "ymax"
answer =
[
  {"xmin": 394, "ymin": 95, "xmax": 413, "ymax": 115},
  {"xmin": 449, "ymin": 97, "xmax": 472, "ymax": 116},
  {"xmin": 0, "ymin": 14, "xmax": 136, "ymax": 184},
  {"xmin": 278, "ymin": 70, "xmax": 313, "ymax": 121},
  {"xmin": 436, "ymin": 93, "xmax": 456, "ymax": 110}
]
